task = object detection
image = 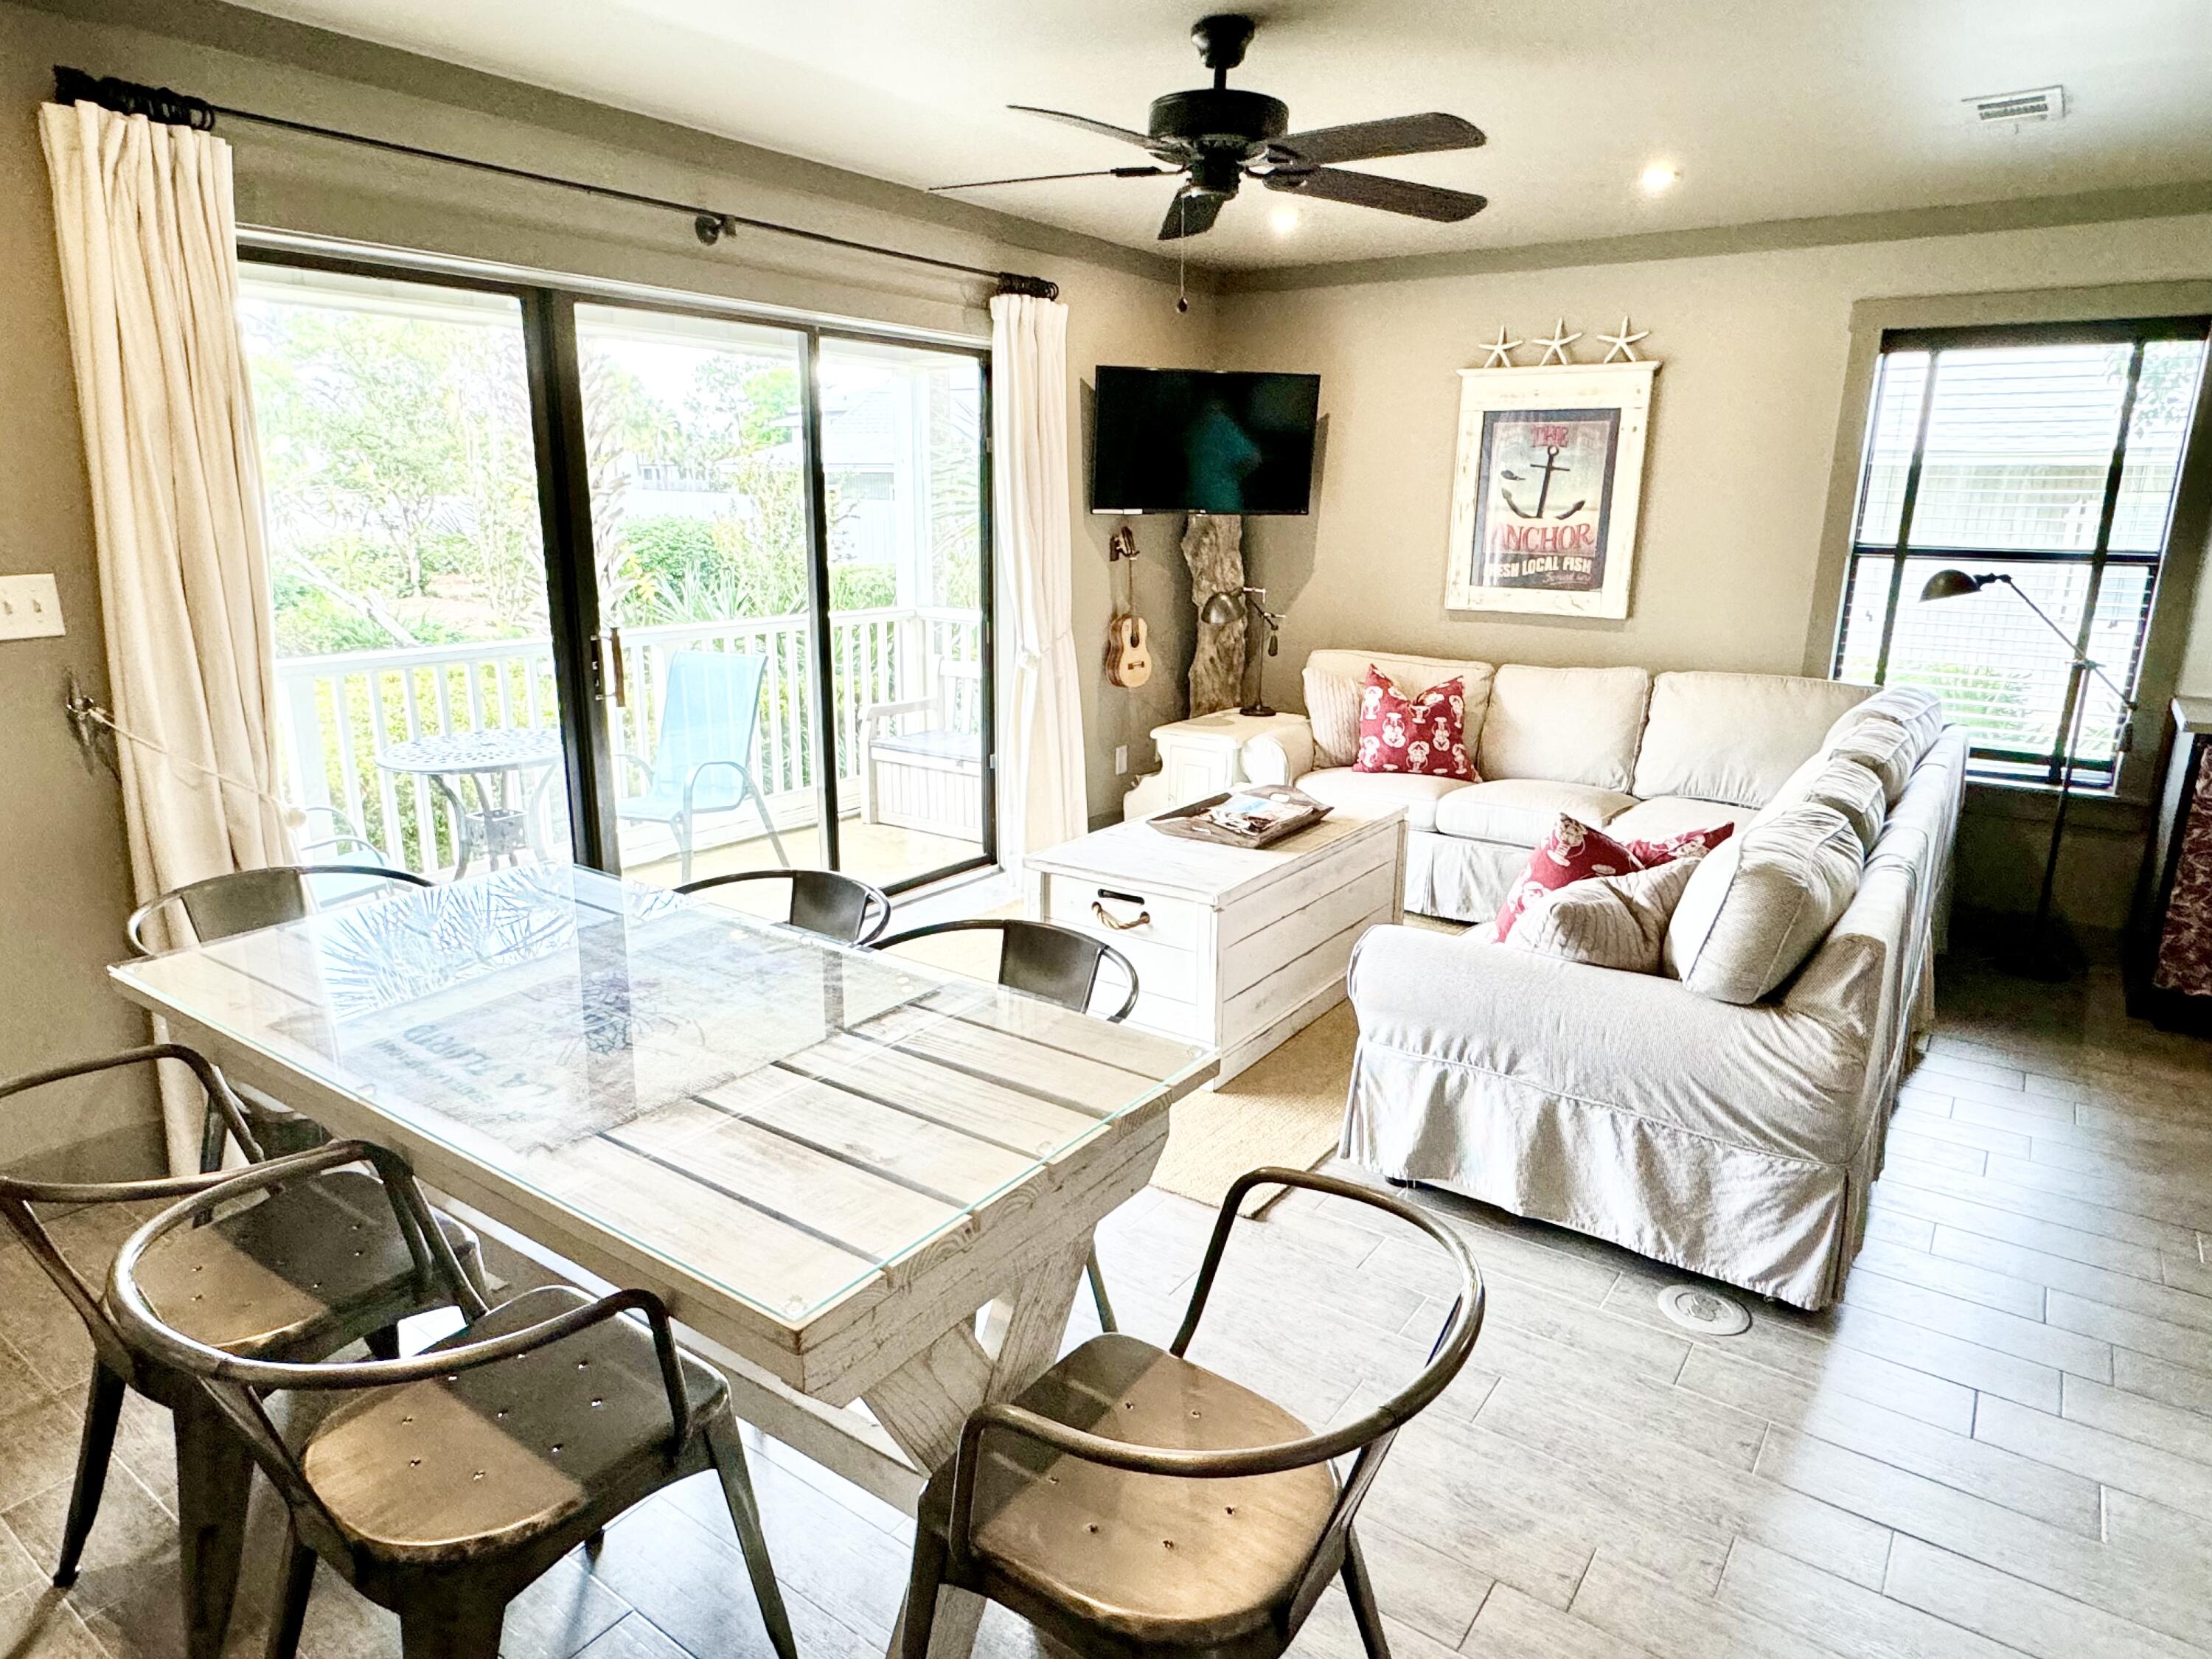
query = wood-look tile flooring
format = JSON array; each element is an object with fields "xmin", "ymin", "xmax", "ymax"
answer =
[{"xmin": 1, "ymin": 944, "xmax": 2210, "ymax": 1659}]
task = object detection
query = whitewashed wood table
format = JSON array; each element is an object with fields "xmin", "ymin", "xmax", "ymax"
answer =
[{"xmin": 111, "ymin": 863, "xmax": 1214, "ymax": 1659}]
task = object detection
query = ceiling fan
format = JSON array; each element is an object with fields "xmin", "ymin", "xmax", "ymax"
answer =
[{"xmin": 932, "ymin": 13, "xmax": 1489, "ymax": 240}]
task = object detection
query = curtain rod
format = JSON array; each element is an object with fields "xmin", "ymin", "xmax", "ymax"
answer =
[{"xmin": 51, "ymin": 66, "xmax": 1061, "ymax": 301}]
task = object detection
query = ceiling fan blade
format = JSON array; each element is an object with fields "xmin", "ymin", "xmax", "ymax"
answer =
[
  {"xmin": 1008, "ymin": 105, "xmax": 1164, "ymax": 151},
  {"xmin": 1158, "ymin": 190, "xmax": 1226, "ymax": 241},
  {"xmin": 1274, "ymin": 113, "xmax": 1486, "ymax": 167},
  {"xmin": 1265, "ymin": 167, "xmax": 1488, "ymax": 222},
  {"xmin": 932, "ymin": 166, "xmax": 1166, "ymax": 192}
]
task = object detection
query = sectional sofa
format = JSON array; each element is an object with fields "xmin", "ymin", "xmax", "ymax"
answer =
[{"xmin": 1242, "ymin": 650, "xmax": 1965, "ymax": 1308}]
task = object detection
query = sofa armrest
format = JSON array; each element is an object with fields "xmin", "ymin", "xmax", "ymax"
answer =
[
  {"xmin": 1346, "ymin": 925, "xmax": 1871, "ymax": 1165},
  {"xmin": 1243, "ymin": 720, "xmax": 1313, "ymax": 787}
]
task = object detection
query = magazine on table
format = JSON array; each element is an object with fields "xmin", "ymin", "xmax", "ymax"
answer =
[{"xmin": 1208, "ymin": 791, "xmax": 1309, "ymax": 837}]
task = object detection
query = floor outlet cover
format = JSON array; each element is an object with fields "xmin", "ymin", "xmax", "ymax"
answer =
[{"xmin": 1655, "ymin": 1283, "xmax": 1752, "ymax": 1335}]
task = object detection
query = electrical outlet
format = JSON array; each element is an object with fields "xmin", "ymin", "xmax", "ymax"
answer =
[
  {"xmin": 1114, "ymin": 745, "xmax": 1129, "ymax": 774},
  {"xmin": 0, "ymin": 574, "xmax": 63, "ymax": 641}
]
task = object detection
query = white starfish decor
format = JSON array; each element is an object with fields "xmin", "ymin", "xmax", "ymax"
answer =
[
  {"xmin": 1477, "ymin": 324, "xmax": 1523, "ymax": 369},
  {"xmin": 1598, "ymin": 315, "xmax": 1652, "ymax": 364},
  {"xmin": 1531, "ymin": 318, "xmax": 1582, "ymax": 366}
]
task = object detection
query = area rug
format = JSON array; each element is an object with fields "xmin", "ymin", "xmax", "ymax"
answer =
[
  {"xmin": 1146, "ymin": 914, "xmax": 1467, "ymax": 1214},
  {"xmin": 1147, "ymin": 1001, "xmax": 1360, "ymax": 1214}
]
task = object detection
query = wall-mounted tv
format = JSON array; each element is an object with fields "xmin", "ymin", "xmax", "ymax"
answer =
[{"xmin": 1091, "ymin": 366, "xmax": 1321, "ymax": 515}]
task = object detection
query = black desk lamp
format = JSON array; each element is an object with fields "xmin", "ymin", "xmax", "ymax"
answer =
[
  {"xmin": 1919, "ymin": 568, "xmax": 2136, "ymax": 978},
  {"xmin": 1200, "ymin": 585, "xmax": 1284, "ymax": 717}
]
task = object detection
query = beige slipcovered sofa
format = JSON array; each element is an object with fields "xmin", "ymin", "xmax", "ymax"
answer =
[{"xmin": 1245, "ymin": 650, "xmax": 1965, "ymax": 1309}]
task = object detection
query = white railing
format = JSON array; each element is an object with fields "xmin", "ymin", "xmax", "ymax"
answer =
[{"xmin": 277, "ymin": 606, "xmax": 982, "ymax": 876}]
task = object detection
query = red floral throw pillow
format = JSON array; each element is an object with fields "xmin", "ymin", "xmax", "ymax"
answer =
[
  {"xmin": 1354, "ymin": 667, "xmax": 1475, "ymax": 780},
  {"xmin": 1623, "ymin": 821, "xmax": 1737, "ymax": 867},
  {"xmin": 1494, "ymin": 815, "xmax": 1645, "ymax": 942}
]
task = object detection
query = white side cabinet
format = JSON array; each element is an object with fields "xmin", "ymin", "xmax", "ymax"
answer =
[
  {"xmin": 1026, "ymin": 810, "xmax": 1406, "ymax": 1085},
  {"xmin": 1121, "ymin": 709, "xmax": 1312, "ymax": 822}
]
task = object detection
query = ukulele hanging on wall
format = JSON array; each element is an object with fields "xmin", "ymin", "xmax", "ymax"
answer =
[{"xmin": 1105, "ymin": 524, "xmax": 1152, "ymax": 689}]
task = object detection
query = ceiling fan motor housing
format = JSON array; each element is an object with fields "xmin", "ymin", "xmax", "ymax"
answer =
[{"xmin": 1148, "ymin": 88, "xmax": 1288, "ymax": 185}]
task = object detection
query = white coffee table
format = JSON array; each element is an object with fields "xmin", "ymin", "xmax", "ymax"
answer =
[{"xmin": 1026, "ymin": 808, "xmax": 1407, "ymax": 1082}]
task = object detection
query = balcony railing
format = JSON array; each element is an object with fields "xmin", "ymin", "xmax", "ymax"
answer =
[{"xmin": 277, "ymin": 606, "xmax": 982, "ymax": 877}]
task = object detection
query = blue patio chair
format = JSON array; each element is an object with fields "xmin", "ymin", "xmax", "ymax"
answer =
[{"xmin": 616, "ymin": 649, "xmax": 788, "ymax": 882}]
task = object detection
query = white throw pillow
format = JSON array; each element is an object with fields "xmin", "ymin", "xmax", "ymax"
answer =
[
  {"xmin": 1831, "ymin": 715, "xmax": 1916, "ymax": 807},
  {"xmin": 1303, "ymin": 667, "xmax": 1365, "ymax": 768},
  {"xmin": 1504, "ymin": 854, "xmax": 1704, "ymax": 974},
  {"xmin": 1663, "ymin": 801, "xmax": 1865, "ymax": 1004}
]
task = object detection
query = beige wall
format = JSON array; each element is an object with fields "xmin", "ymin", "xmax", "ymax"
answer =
[
  {"xmin": 1214, "ymin": 215, "xmax": 2212, "ymax": 925},
  {"xmin": 0, "ymin": 0, "xmax": 1213, "ymax": 1161}
]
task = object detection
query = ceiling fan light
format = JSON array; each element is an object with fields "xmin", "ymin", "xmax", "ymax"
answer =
[
  {"xmin": 1640, "ymin": 161, "xmax": 1679, "ymax": 194},
  {"xmin": 1268, "ymin": 204, "xmax": 1300, "ymax": 234}
]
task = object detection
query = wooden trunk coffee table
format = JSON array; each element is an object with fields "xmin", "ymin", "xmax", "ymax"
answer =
[{"xmin": 1026, "ymin": 808, "xmax": 1406, "ymax": 1083}]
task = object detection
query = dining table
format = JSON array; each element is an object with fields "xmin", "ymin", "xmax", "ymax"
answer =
[{"xmin": 110, "ymin": 861, "xmax": 1216, "ymax": 1659}]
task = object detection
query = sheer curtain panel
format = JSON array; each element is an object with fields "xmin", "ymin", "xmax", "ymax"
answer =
[
  {"xmin": 990, "ymin": 292, "xmax": 1086, "ymax": 867},
  {"xmin": 41, "ymin": 99, "xmax": 291, "ymax": 1170}
]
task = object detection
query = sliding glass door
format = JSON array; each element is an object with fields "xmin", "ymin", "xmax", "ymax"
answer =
[{"xmin": 237, "ymin": 250, "xmax": 994, "ymax": 897}]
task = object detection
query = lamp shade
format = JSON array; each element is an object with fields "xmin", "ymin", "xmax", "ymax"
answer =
[
  {"xmin": 1199, "ymin": 591, "xmax": 1242, "ymax": 626},
  {"xmin": 1919, "ymin": 568, "xmax": 1989, "ymax": 603}
]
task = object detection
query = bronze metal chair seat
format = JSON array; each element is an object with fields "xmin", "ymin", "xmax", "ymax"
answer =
[
  {"xmin": 133, "ymin": 1169, "xmax": 482, "ymax": 1369},
  {"xmin": 299, "ymin": 1283, "xmax": 728, "ymax": 1566},
  {"xmin": 901, "ymin": 1168, "xmax": 1485, "ymax": 1659},
  {"xmin": 917, "ymin": 1333, "xmax": 1339, "ymax": 1646},
  {"xmin": 0, "ymin": 1047, "xmax": 484, "ymax": 1659},
  {"xmin": 108, "ymin": 1139, "xmax": 798, "ymax": 1659}
]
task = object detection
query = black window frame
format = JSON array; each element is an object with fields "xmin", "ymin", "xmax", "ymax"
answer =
[
  {"xmin": 238, "ymin": 242, "xmax": 996, "ymax": 897},
  {"xmin": 1831, "ymin": 313, "xmax": 2212, "ymax": 790}
]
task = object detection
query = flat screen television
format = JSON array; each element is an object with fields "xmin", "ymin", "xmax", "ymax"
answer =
[{"xmin": 1091, "ymin": 366, "xmax": 1321, "ymax": 515}]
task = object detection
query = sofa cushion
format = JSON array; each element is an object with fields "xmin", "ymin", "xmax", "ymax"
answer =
[
  {"xmin": 1802, "ymin": 757, "xmax": 1888, "ymax": 853},
  {"xmin": 1433, "ymin": 779, "xmax": 1638, "ymax": 848},
  {"xmin": 1355, "ymin": 667, "xmax": 1475, "ymax": 779},
  {"xmin": 1297, "ymin": 767, "xmax": 1473, "ymax": 832},
  {"xmin": 1306, "ymin": 652, "xmax": 1495, "ymax": 766},
  {"xmin": 1832, "ymin": 715, "xmax": 1916, "ymax": 807},
  {"xmin": 1477, "ymin": 664, "xmax": 1652, "ymax": 791},
  {"xmin": 1826, "ymin": 685, "xmax": 1944, "ymax": 767},
  {"xmin": 1503, "ymin": 854, "xmax": 1705, "ymax": 975},
  {"xmin": 1633, "ymin": 672, "xmax": 1874, "ymax": 807},
  {"xmin": 1663, "ymin": 801, "xmax": 1865, "ymax": 1004},
  {"xmin": 1604, "ymin": 796, "xmax": 1751, "ymax": 849}
]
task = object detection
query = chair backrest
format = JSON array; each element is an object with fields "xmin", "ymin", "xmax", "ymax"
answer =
[
  {"xmin": 127, "ymin": 864, "xmax": 434, "ymax": 956},
  {"xmin": 872, "ymin": 919, "xmax": 1138, "ymax": 1022},
  {"xmin": 0, "ymin": 1046, "xmax": 261, "ymax": 1380},
  {"xmin": 653, "ymin": 650, "xmax": 769, "ymax": 783},
  {"xmin": 939, "ymin": 658, "xmax": 984, "ymax": 737},
  {"xmin": 676, "ymin": 869, "xmax": 891, "ymax": 947}
]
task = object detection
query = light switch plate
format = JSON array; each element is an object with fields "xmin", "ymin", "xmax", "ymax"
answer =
[{"xmin": 0, "ymin": 574, "xmax": 64, "ymax": 641}]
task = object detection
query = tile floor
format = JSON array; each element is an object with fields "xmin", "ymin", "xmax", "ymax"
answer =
[{"xmin": 2, "ymin": 940, "xmax": 2210, "ymax": 1659}]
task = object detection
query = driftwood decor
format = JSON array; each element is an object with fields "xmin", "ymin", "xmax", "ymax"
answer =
[{"xmin": 1181, "ymin": 512, "xmax": 1247, "ymax": 715}]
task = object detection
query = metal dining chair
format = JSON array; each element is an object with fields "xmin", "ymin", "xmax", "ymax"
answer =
[
  {"xmin": 107, "ymin": 1137, "xmax": 798, "ymax": 1659},
  {"xmin": 872, "ymin": 918, "xmax": 1139, "ymax": 1328},
  {"xmin": 125, "ymin": 863, "xmax": 436, "ymax": 1165},
  {"xmin": 900, "ymin": 1167, "xmax": 1484, "ymax": 1659},
  {"xmin": 678, "ymin": 868, "xmax": 893, "ymax": 947},
  {"xmin": 0, "ymin": 1046, "xmax": 484, "ymax": 1659}
]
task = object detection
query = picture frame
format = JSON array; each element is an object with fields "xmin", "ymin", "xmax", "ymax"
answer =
[{"xmin": 1444, "ymin": 360, "xmax": 1658, "ymax": 618}]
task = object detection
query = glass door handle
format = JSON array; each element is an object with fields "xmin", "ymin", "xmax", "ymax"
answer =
[{"xmin": 604, "ymin": 629, "xmax": 629, "ymax": 708}]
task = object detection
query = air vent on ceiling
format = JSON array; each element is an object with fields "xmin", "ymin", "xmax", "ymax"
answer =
[{"xmin": 1966, "ymin": 86, "xmax": 2066, "ymax": 125}]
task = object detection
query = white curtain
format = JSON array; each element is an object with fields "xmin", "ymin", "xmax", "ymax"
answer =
[
  {"xmin": 41, "ymin": 100, "xmax": 291, "ymax": 1172},
  {"xmin": 990, "ymin": 293, "xmax": 1087, "ymax": 869}
]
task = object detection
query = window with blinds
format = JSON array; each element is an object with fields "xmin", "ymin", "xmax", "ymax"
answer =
[{"xmin": 1832, "ymin": 319, "xmax": 2211, "ymax": 787}]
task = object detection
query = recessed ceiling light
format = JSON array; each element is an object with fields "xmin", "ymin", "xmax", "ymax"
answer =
[
  {"xmin": 1268, "ymin": 204, "xmax": 1301, "ymax": 235},
  {"xmin": 1640, "ymin": 161, "xmax": 1680, "ymax": 194}
]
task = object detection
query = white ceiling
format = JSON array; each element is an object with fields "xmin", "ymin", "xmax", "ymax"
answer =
[{"xmin": 226, "ymin": 0, "xmax": 2212, "ymax": 271}]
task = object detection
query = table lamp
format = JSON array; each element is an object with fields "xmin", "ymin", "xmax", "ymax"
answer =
[
  {"xmin": 1199, "ymin": 585, "xmax": 1286, "ymax": 717},
  {"xmin": 1918, "ymin": 568, "xmax": 2136, "ymax": 979}
]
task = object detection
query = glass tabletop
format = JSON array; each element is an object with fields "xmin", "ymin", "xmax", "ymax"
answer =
[{"xmin": 111, "ymin": 864, "xmax": 1213, "ymax": 1329}]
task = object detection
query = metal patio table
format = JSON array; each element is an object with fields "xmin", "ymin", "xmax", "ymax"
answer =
[
  {"xmin": 110, "ymin": 863, "xmax": 1215, "ymax": 1659},
  {"xmin": 377, "ymin": 728, "xmax": 564, "ymax": 877}
]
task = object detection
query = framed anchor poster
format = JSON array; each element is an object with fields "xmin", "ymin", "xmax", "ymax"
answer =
[{"xmin": 1444, "ymin": 360, "xmax": 1658, "ymax": 618}]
